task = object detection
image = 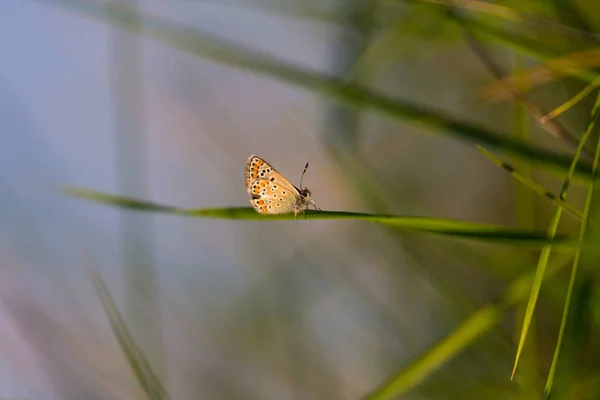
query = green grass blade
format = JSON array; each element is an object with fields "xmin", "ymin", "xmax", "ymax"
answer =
[
  {"xmin": 364, "ymin": 252, "xmax": 574, "ymax": 400},
  {"xmin": 511, "ymin": 92, "xmax": 600, "ymax": 380},
  {"xmin": 366, "ymin": 305, "xmax": 504, "ymax": 400},
  {"xmin": 541, "ymin": 77, "xmax": 600, "ymax": 123},
  {"xmin": 544, "ymin": 92, "xmax": 600, "ymax": 397},
  {"xmin": 35, "ymin": 0, "xmax": 597, "ymax": 180},
  {"xmin": 477, "ymin": 146, "xmax": 585, "ymax": 221},
  {"xmin": 64, "ymin": 187, "xmax": 182, "ymax": 213},
  {"xmin": 510, "ymin": 62, "xmax": 540, "ymax": 399},
  {"xmin": 84, "ymin": 253, "xmax": 171, "ymax": 400},
  {"xmin": 63, "ymin": 187, "xmax": 576, "ymax": 246},
  {"xmin": 511, "ymin": 215, "xmax": 563, "ymax": 380}
]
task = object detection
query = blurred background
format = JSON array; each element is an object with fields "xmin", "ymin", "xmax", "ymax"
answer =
[{"xmin": 2, "ymin": 0, "xmax": 600, "ymax": 399}]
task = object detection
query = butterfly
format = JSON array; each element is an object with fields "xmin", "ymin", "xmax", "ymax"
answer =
[{"xmin": 245, "ymin": 155, "xmax": 320, "ymax": 217}]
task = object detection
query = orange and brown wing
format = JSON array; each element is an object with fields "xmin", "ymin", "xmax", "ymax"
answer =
[
  {"xmin": 245, "ymin": 155, "xmax": 274, "ymax": 186},
  {"xmin": 245, "ymin": 155, "xmax": 301, "ymax": 214},
  {"xmin": 248, "ymin": 178, "xmax": 300, "ymax": 214}
]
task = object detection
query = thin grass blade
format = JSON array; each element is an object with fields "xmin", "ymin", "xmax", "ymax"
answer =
[
  {"xmin": 477, "ymin": 146, "xmax": 584, "ymax": 220},
  {"xmin": 541, "ymin": 77, "xmax": 600, "ymax": 123},
  {"xmin": 544, "ymin": 92, "xmax": 600, "ymax": 397},
  {"xmin": 364, "ymin": 252, "xmax": 574, "ymax": 400},
  {"xmin": 63, "ymin": 187, "xmax": 576, "ymax": 246},
  {"xmin": 84, "ymin": 253, "xmax": 171, "ymax": 400},
  {"xmin": 511, "ymin": 91, "xmax": 600, "ymax": 379}
]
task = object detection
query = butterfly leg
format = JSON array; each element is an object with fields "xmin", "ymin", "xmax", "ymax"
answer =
[{"xmin": 309, "ymin": 200, "xmax": 320, "ymax": 212}]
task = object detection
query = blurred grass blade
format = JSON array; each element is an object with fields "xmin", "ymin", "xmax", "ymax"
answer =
[
  {"xmin": 480, "ymin": 48, "xmax": 600, "ymax": 103},
  {"xmin": 511, "ymin": 92, "xmax": 600, "ymax": 380},
  {"xmin": 402, "ymin": 0, "xmax": 599, "ymax": 87},
  {"xmin": 84, "ymin": 253, "xmax": 171, "ymax": 400},
  {"xmin": 365, "ymin": 252, "xmax": 574, "ymax": 400},
  {"xmin": 64, "ymin": 187, "xmax": 182, "ymax": 213},
  {"xmin": 418, "ymin": 0, "xmax": 600, "ymax": 43},
  {"xmin": 544, "ymin": 92, "xmax": 600, "ymax": 397},
  {"xmin": 64, "ymin": 187, "xmax": 575, "ymax": 246},
  {"xmin": 477, "ymin": 146, "xmax": 584, "ymax": 220},
  {"xmin": 36, "ymin": 0, "xmax": 597, "ymax": 180},
  {"xmin": 350, "ymin": 6, "xmax": 425, "ymax": 79}
]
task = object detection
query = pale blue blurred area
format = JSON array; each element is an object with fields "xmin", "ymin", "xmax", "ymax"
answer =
[
  {"xmin": 0, "ymin": 1, "xmax": 515, "ymax": 399},
  {"xmin": 0, "ymin": 1, "xmax": 365, "ymax": 398}
]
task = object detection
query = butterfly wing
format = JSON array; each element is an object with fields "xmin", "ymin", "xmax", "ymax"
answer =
[
  {"xmin": 246, "ymin": 155, "xmax": 279, "ymax": 185},
  {"xmin": 246, "ymin": 155, "xmax": 301, "ymax": 214}
]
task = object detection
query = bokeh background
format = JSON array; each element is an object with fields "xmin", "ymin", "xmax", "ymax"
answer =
[{"xmin": 2, "ymin": 1, "xmax": 600, "ymax": 399}]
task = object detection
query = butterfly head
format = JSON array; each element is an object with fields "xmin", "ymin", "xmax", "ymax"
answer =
[
  {"xmin": 298, "ymin": 164, "xmax": 320, "ymax": 212},
  {"xmin": 298, "ymin": 187, "xmax": 319, "ymax": 211}
]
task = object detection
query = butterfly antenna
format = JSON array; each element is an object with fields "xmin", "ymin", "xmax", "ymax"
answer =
[{"xmin": 300, "ymin": 162, "xmax": 309, "ymax": 189}]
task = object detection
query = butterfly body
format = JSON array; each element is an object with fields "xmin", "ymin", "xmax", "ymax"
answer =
[{"xmin": 245, "ymin": 155, "xmax": 319, "ymax": 217}]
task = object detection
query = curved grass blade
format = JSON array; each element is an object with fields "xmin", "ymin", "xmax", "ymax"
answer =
[
  {"xmin": 63, "ymin": 187, "xmax": 575, "ymax": 246},
  {"xmin": 477, "ymin": 146, "xmax": 584, "ymax": 221},
  {"xmin": 84, "ymin": 253, "xmax": 170, "ymax": 400},
  {"xmin": 364, "ymin": 252, "xmax": 575, "ymax": 400},
  {"xmin": 544, "ymin": 93, "xmax": 600, "ymax": 397},
  {"xmin": 35, "ymin": 0, "xmax": 598, "ymax": 180},
  {"xmin": 511, "ymin": 92, "xmax": 600, "ymax": 380}
]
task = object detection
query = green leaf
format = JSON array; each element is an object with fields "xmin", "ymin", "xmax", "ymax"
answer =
[{"xmin": 63, "ymin": 187, "xmax": 576, "ymax": 246}]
